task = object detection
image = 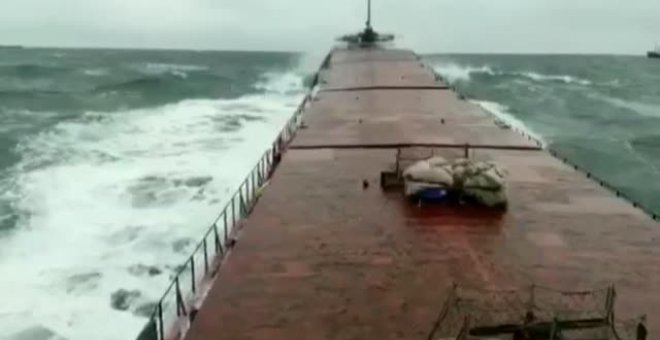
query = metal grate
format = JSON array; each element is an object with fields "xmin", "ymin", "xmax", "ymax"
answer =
[{"xmin": 426, "ymin": 284, "xmax": 643, "ymax": 340}]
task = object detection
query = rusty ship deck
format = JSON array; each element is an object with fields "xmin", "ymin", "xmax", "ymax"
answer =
[{"xmin": 181, "ymin": 47, "xmax": 660, "ymax": 339}]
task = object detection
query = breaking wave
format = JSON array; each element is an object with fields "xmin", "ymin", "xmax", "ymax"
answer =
[
  {"xmin": 0, "ymin": 69, "xmax": 305, "ymax": 340},
  {"xmin": 433, "ymin": 63, "xmax": 591, "ymax": 85},
  {"xmin": 432, "ymin": 64, "xmax": 495, "ymax": 83},
  {"xmin": 427, "ymin": 53, "xmax": 660, "ymax": 217},
  {"xmin": 471, "ymin": 100, "xmax": 545, "ymax": 146},
  {"xmin": 522, "ymin": 72, "xmax": 591, "ymax": 85}
]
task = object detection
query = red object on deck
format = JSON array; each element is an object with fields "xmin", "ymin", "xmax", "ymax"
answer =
[{"xmin": 184, "ymin": 48, "xmax": 660, "ymax": 340}]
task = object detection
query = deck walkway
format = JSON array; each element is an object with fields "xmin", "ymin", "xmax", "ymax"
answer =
[{"xmin": 185, "ymin": 48, "xmax": 659, "ymax": 340}]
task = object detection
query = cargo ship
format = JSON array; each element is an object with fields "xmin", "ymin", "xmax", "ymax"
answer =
[
  {"xmin": 648, "ymin": 46, "xmax": 660, "ymax": 59},
  {"xmin": 136, "ymin": 3, "xmax": 656, "ymax": 340}
]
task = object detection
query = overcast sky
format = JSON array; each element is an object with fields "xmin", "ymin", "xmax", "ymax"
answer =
[{"xmin": 0, "ymin": 0, "xmax": 657, "ymax": 54}]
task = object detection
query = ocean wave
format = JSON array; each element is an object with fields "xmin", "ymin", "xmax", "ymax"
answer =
[
  {"xmin": 0, "ymin": 71, "xmax": 305, "ymax": 340},
  {"xmin": 254, "ymin": 71, "xmax": 305, "ymax": 95},
  {"xmin": 91, "ymin": 69, "xmax": 305, "ymax": 101},
  {"xmin": 83, "ymin": 68, "xmax": 108, "ymax": 77},
  {"xmin": 0, "ymin": 89, "xmax": 66, "ymax": 96},
  {"xmin": 0, "ymin": 63, "xmax": 70, "ymax": 77},
  {"xmin": 521, "ymin": 71, "xmax": 591, "ymax": 85},
  {"xmin": 140, "ymin": 63, "xmax": 209, "ymax": 76},
  {"xmin": 597, "ymin": 96, "xmax": 660, "ymax": 118},
  {"xmin": 629, "ymin": 135, "xmax": 660, "ymax": 148},
  {"xmin": 431, "ymin": 63, "xmax": 495, "ymax": 83},
  {"xmin": 93, "ymin": 76, "xmax": 171, "ymax": 93},
  {"xmin": 433, "ymin": 63, "xmax": 591, "ymax": 85},
  {"xmin": 628, "ymin": 135, "xmax": 660, "ymax": 166},
  {"xmin": 92, "ymin": 72, "xmax": 227, "ymax": 94},
  {"xmin": 471, "ymin": 100, "xmax": 545, "ymax": 146}
]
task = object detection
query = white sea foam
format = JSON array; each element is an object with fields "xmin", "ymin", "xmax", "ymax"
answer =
[
  {"xmin": 471, "ymin": 100, "xmax": 545, "ymax": 146},
  {"xmin": 0, "ymin": 71, "xmax": 305, "ymax": 340},
  {"xmin": 521, "ymin": 71, "xmax": 591, "ymax": 85},
  {"xmin": 137, "ymin": 63, "xmax": 209, "ymax": 79},
  {"xmin": 431, "ymin": 63, "xmax": 495, "ymax": 83},
  {"xmin": 255, "ymin": 71, "xmax": 306, "ymax": 95},
  {"xmin": 143, "ymin": 63, "xmax": 209, "ymax": 73},
  {"xmin": 83, "ymin": 68, "xmax": 108, "ymax": 77},
  {"xmin": 432, "ymin": 63, "xmax": 591, "ymax": 85}
]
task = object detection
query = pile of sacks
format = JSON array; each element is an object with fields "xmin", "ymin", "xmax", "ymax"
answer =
[{"xmin": 402, "ymin": 157, "xmax": 507, "ymax": 207}]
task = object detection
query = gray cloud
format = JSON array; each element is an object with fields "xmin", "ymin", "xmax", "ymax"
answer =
[{"xmin": 0, "ymin": 0, "xmax": 657, "ymax": 54}]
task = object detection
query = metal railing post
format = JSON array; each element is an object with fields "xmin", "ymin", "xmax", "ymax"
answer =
[
  {"xmin": 223, "ymin": 211, "xmax": 229, "ymax": 247},
  {"xmin": 214, "ymin": 223, "xmax": 222, "ymax": 255},
  {"xmin": 260, "ymin": 157, "xmax": 265, "ymax": 184},
  {"xmin": 239, "ymin": 186, "xmax": 245, "ymax": 218},
  {"xmin": 248, "ymin": 177, "xmax": 253, "ymax": 203},
  {"xmin": 240, "ymin": 188, "xmax": 247, "ymax": 216},
  {"xmin": 261, "ymin": 157, "xmax": 265, "ymax": 184},
  {"xmin": 157, "ymin": 304, "xmax": 164, "ymax": 340},
  {"xmin": 257, "ymin": 161, "xmax": 262, "ymax": 185},
  {"xmin": 246, "ymin": 175, "xmax": 252, "ymax": 207},
  {"xmin": 175, "ymin": 277, "xmax": 187, "ymax": 316},
  {"xmin": 203, "ymin": 239, "xmax": 209, "ymax": 275},
  {"xmin": 190, "ymin": 258, "xmax": 196, "ymax": 294},
  {"xmin": 265, "ymin": 152, "xmax": 269, "ymax": 177},
  {"xmin": 251, "ymin": 170, "xmax": 256, "ymax": 202},
  {"xmin": 136, "ymin": 59, "xmax": 320, "ymax": 340},
  {"xmin": 246, "ymin": 177, "xmax": 252, "ymax": 206},
  {"xmin": 231, "ymin": 197, "xmax": 236, "ymax": 226}
]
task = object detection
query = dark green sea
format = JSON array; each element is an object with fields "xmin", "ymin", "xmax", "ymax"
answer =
[
  {"xmin": 0, "ymin": 48, "xmax": 306, "ymax": 340},
  {"xmin": 1, "ymin": 49, "xmax": 659, "ymax": 339}
]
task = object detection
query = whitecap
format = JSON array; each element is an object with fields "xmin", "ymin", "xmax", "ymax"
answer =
[
  {"xmin": 432, "ymin": 63, "xmax": 591, "ymax": 86},
  {"xmin": 516, "ymin": 71, "xmax": 591, "ymax": 85},
  {"xmin": 83, "ymin": 69, "xmax": 108, "ymax": 77},
  {"xmin": 432, "ymin": 63, "xmax": 496, "ymax": 83},
  {"xmin": 0, "ymin": 71, "xmax": 305, "ymax": 340},
  {"xmin": 472, "ymin": 100, "xmax": 545, "ymax": 146},
  {"xmin": 141, "ymin": 63, "xmax": 208, "ymax": 75},
  {"xmin": 254, "ymin": 71, "xmax": 305, "ymax": 95}
]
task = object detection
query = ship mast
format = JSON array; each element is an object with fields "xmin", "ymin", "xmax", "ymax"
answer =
[
  {"xmin": 337, "ymin": 0, "xmax": 393, "ymax": 45},
  {"xmin": 366, "ymin": 0, "xmax": 372, "ymax": 28}
]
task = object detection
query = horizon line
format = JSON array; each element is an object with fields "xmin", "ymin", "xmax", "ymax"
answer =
[{"xmin": 0, "ymin": 43, "xmax": 644, "ymax": 56}]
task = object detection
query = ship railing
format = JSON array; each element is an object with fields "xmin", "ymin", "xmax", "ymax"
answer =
[
  {"xmin": 135, "ymin": 54, "xmax": 330, "ymax": 340},
  {"xmin": 137, "ymin": 94, "xmax": 306, "ymax": 340}
]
